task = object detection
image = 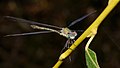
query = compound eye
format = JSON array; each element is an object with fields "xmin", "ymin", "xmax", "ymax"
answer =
[
  {"xmin": 72, "ymin": 32, "xmax": 77, "ymax": 36},
  {"xmin": 68, "ymin": 32, "xmax": 70, "ymax": 34}
]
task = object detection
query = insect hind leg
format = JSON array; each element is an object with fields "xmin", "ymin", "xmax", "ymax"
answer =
[
  {"xmin": 60, "ymin": 39, "xmax": 70, "ymax": 54},
  {"xmin": 60, "ymin": 39, "xmax": 75, "ymax": 62}
]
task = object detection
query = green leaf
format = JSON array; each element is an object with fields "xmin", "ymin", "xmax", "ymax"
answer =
[{"xmin": 85, "ymin": 48, "xmax": 100, "ymax": 68}]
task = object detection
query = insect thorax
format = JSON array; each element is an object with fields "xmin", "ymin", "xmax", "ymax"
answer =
[{"xmin": 60, "ymin": 28, "xmax": 77, "ymax": 39}]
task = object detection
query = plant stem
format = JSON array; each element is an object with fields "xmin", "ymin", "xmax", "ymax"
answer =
[{"xmin": 53, "ymin": 0, "xmax": 120, "ymax": 68}]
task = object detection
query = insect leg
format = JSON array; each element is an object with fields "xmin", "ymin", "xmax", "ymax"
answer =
[{"xmin": 60, "ymin": 39, "xmax": 70, "ymax": 53}]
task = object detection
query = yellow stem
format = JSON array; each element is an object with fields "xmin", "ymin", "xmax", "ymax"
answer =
[
  {"xmin": 53, "ymin": 0, "xmax": 119, "ymax": 68},
  {"xmin": 53, "ymin": 60, "xmax": 63, "ymax": 68}
]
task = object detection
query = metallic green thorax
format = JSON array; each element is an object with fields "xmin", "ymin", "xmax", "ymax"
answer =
[{"xmin": 60, "ymin": 28, "xmax": 77, "ymax": 39}]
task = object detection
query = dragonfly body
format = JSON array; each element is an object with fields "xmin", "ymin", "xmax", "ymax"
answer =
[{"xmin": 31, "ymin": 25, "xmax": 77, "ymax": 39}]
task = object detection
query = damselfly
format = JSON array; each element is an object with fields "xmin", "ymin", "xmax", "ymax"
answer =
[{"xmin": 4, "ymin": 11, "xmax": 96, "ymax": 54}]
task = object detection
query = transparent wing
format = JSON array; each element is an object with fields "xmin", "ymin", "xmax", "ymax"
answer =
[
  {"xmin": 71, "ymin": 30, "xmax": 84, "ymax": 32},
  {"xmin": 4, "ymin": 16, "xmax": 62, "ymax": 29},
  {"xmin": 68, "ymin": 11, "xmax": 96, "ymax": 27},
  {"xmin": 4, "ymin": 31, "xmax": 52, "ymax": 37}
]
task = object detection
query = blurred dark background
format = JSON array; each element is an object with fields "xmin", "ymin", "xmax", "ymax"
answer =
[{"xmin": 0, "ymin": 0, "xmax": 120, "ymax": 68}]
